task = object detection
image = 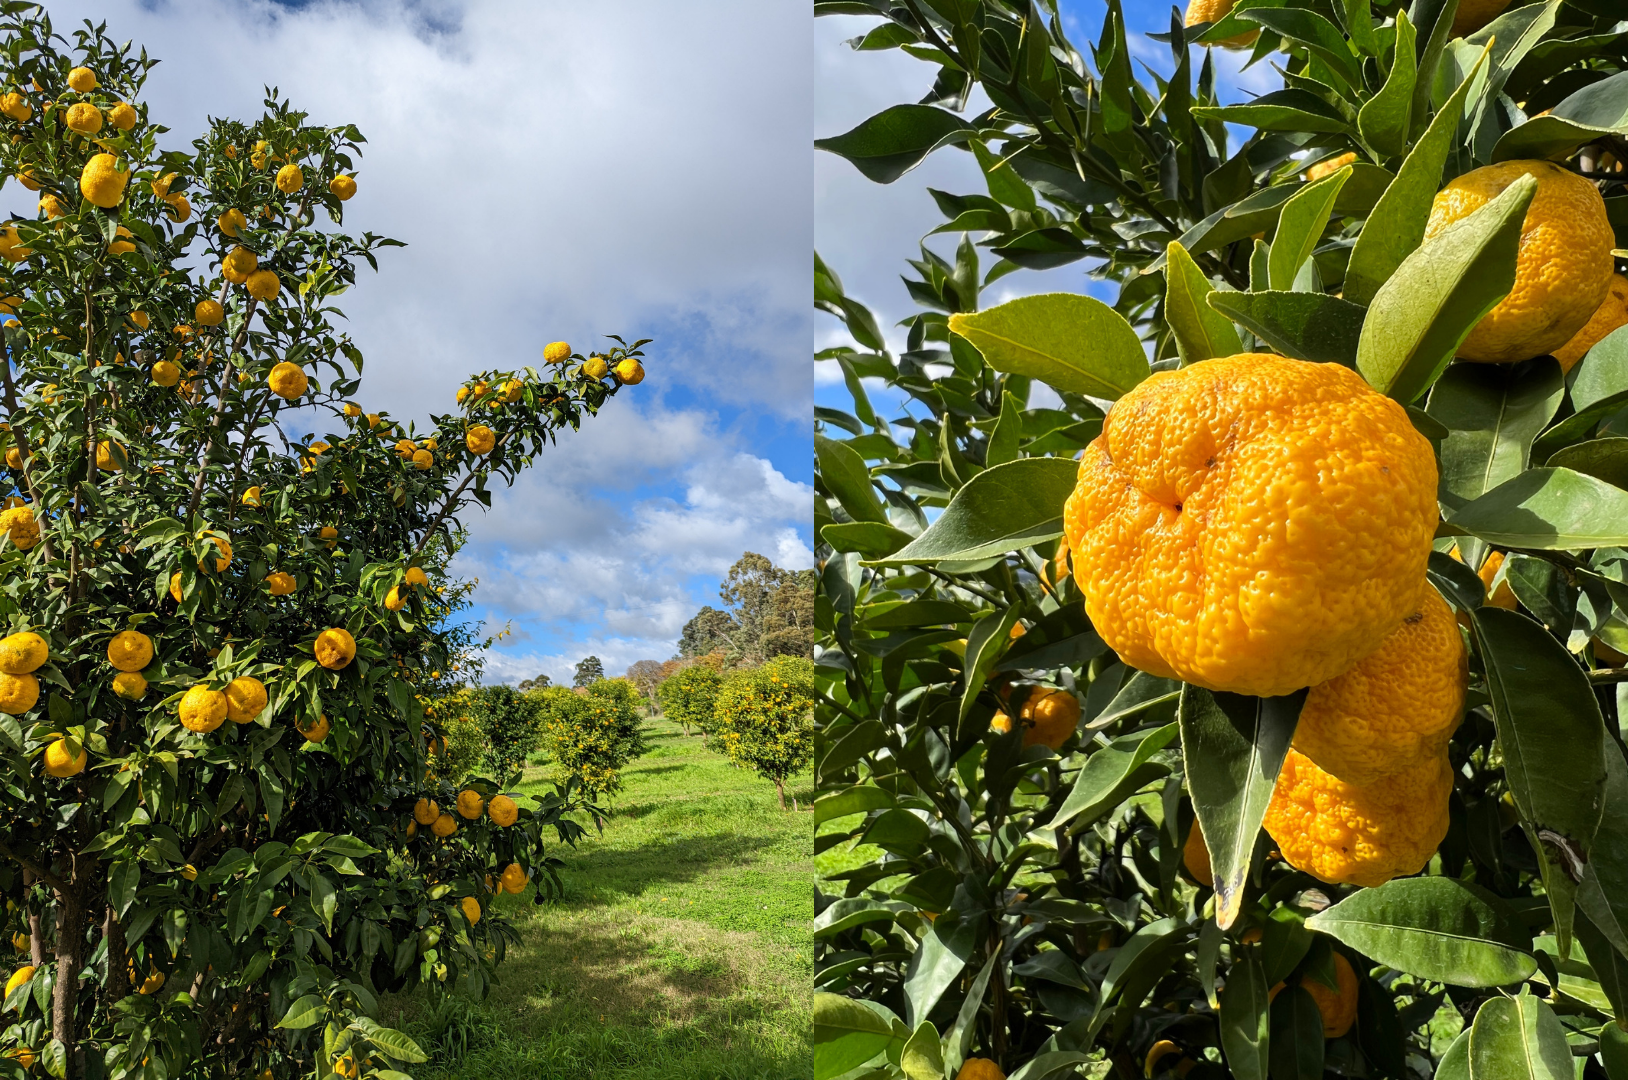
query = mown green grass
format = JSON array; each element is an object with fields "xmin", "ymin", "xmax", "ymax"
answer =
[{"xmin": 386, "ymin": 715, "xmax": 812, "ymax": 1079}]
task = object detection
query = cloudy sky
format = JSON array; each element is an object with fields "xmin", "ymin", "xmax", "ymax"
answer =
[{"xmin": 14, "ymin": 0, "xmax": 812, "ymax": 684}]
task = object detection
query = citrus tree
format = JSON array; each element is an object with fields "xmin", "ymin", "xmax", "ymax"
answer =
[
  {"xmin": 712, "ymin": 655, "xmax": 816, "ymax": 810},
  {"xmin": 0, "ymin": 10, "xmax": 649, "ymax": 1079},
  {"xmin": 534, "ymin": 680, "xmax": 647, "ymax": 801},
  {"xmin": 814, "ymin": 1, "xmax": 1628, "ymax": 1078},
  {"xmin": 657, "ymin": 663, "xmax": 724, "ymax": 736}
]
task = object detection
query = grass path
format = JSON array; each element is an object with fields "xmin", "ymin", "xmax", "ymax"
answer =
[{"xmin": 392, "ymin": 715, "xmax": 812, "ymax": 1079}]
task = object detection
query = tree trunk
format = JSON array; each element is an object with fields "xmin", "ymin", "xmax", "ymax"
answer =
[
  {"xmin": 103, "ymin": 905, "xmax": 128, "ymax": 1004},
  {"xmin": 23, "ymin": 869, "xmax": 42, "ymax": 966},
  {"xmin": 53, "ymin": 855, "xmax": 90, "ymax": 1075},
  {"xmin": 774, "ymin": 777, "xmax": 786, "ymax": 810}
]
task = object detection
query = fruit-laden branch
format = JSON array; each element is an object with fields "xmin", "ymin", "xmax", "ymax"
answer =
[
  {"xmin": 410, "ymin": 430, "xmax": 515, "ymax": 558},
  {"xmin": 0, "ymin": 353, "xmax": 54, "ymax": 562}
]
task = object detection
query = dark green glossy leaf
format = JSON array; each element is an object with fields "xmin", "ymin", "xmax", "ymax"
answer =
[
  {"xmin": 1179, "ymin": 686, "xmax": 1304, "ymax": 929},
  {"xmin": 1165, "ymin": 240, "xmax": 1243, "ymax": 366},
  {"xmin": 1269, "ymin": 985, "xmax": 1323, "ymax": 1080},
  {"xmin": 1545, "ymin": 438, "xmax": 1628, "ymax": 490},
  {"xmin": 1356, "ymin": 174, "xmax": 1534, "ymax": 403},
  {"xmin": 1437, "ymin": 1029, "xmax": 1471, "ymax": 1080},
  {"xmin": 1494, "ymin": 70, "xmax": 1628, "ymax": 162},
  {"xmin": 1220, "ymin": 951, "xmax": 1270, "ymax": 1080},
  {"xmin": 820, "ymin": 522, "xmax": 915, "ymax": 556},
  {"xmin": 1356, "ymin": 9, "xmax": 1415, "ymax": 156},
  {"xmin": 1466, "ymin": 993, "xmax": 1571, "ymax": 1080},
  {"xmin": 1576, "ymin": 739, "xmax": 1628, "ymax": 955},
  {"xmin": 1051, "ymin": 722, "xmax": 1179, "ymax": 832},
  {"xmin": 948, "ymin": 293, "xmax": 1149, "ymax": 400},
  {"xmin": 899, "ymin": 1021, "xmax": 944, "ymax": 1080},
  {"xmin": 990, "ymin": 228, "xmax": 1090, "ymax": 270},
  {"xmin": 1191, "ymin": 90, "xmax": 1352, "ymax": 134},
  {"xmin": 1451, "ymin": 467, "xmax": 1628, "ymax": 549},
  {"xmin": 1601, "ymin": 1022, "xmax": 1628, "ymax": 1080},
  {"xmin": 868, "ymin": 457, "xmax": 1078, "ymax": 566},
  {"xmin": 902, "ymin": 913, "xmax": 976, "ymax": 1026},
  {"xmin": 1207, "ymin": 291, "xmax": 1365, "ymax": 366},
  {"xmin": 816, "ymin": 434, "xmax": 888, "ymax": 524},
  {"xmin": 1425, "ymin": 358, "xmax": 1564, "ymax": 504},
  {"xmin": 813, "ymin": 992, "xmax": 901, "ymax": 1078},
  {"xmin": 958, "ymin": 605, "xmax": 1021, "ymax": 735},
  {"xmin": 1242, "ymin": 9, "xmax": 1362, "ymax": 90},
  {"xmin": 1304, "ymin": 877, "xmax": 1536, "ymax": 988},
  {"xmin": 814, "ymin": 104, "xmax": 972, "ymax": 184},
  {"xmin": 860, "ymin": 600, "xmax": 972, "ymax": 631}
]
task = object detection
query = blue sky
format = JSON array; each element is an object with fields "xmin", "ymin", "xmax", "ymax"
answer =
[
  {"xmin": 815, "ymin": 1, "xmax": 1279, "ymax": 413},
  {"xmin": 15, "ymin": 1, "xmax": 813, "ymax": 684}
]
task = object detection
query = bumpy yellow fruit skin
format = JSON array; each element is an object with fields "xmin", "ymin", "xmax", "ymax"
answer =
[
  {"xmin": 297, "ymin": 713, "xmax": 330, "ymax": 743},
  {"xmin": 543, "ymin": 341, "xmax": 571, "ymax": 364},
  {"xmin": 1476, "ymin": 550, "xmax": 1517, "ymax": 609},
  {"xmin": 1553, "ymin": 273, "xmax": 1628, "ymax": 374},
  {"xmin": 112, "ymin": 671, "xmax": 147, "ymax": 700},
  {"xmin": 6, "ymin": 965, "xmax": 34, "ymax": 999},
  {"xmin": 195, "ymin": 299, "xmax": 224, "ymax": 327},
  {"xmin": 414, "ymin": 798, "xmax": 439, "ymax": 825},
  {"xmin": 66, "ymin": 67, "xmax": 97, "ymax": 91},
  {"xmin": 615, "ymin": 358, "xmax": 644, "ymax": 384},
  {"xmin": 268, "ymin": 361, "xmax": 307, "ymax": 400},
  {"xmin": 0, "ymin": 632, "xmax": 47, "ymax": 674},
  {"xmin": 329, "ymin": 174, "xmax": 356, "ymax": 200},
  {"xmin": 955, "ymin": 1059, "xmax": 1006, "ymax": 1080},
  {"xmin": 274, "ymin": 163, "xmax": 303, "ymax": 193},
  {"xmin": 64, "ymin": 102, "xmax": 100, "ymax": 134},
  {"xmin": 107, "ymin": 102, "xmax": 136, "ymax": 131},
  {"xmin": 1291, "ymin": 588, "xmax": 1465, "ymax": 786},
  {"xmin": 42, "ymin": 738, "xmax": 83, "ymax": 777},
  {"xmin": 1304, "ymin": 953, "xmax": 1359, "ymax": 1038},
  {"xmin": 461, "ymin": 896, "xmax": 481, "ymax": 925},
  {"xmin": 405, "ymin": 566, "xmax": 429, "ymax": 587},
  {"xmin": 432, "ymin": 812, "xmax": 457, "ymax": 838},
  {"xmin": 1425, "ymin": 160, "xmax": 1612, "ymax": 363},
  {"xmin": 1183, "ymin": 819, "xmax": 1213, "ymax": 887},
  {"xmin": 1063, "ymin": 355, "xmax": 1438, "ymax": 697},
  {"xmin": 489, "ymin": 795, "xmax": 518, "ymax": 827},
  {"xmin": 0, "ymin": 672, "xmax": 37, "ymax": 715},
  {"xmin": 179, "ymin": 685, "xmax": 227, "ymax": 733},
  {"xmin": 500, "ymin": 862, "xmax": 527, "ymax": 892},
  {"xmin": 314, "ymin": 628, "xmax": 356, "ymax": 670},
  {"xmin": 79, "ymin": 153, "xmax": 129, "ymax": 208},
  {"xmin": 1452, "ymin": 0, "xmax": 1511, "ymax": 36},
  {"xmin": 1264, "ymin": 748, "xmax": 1451, "ymax": 888},
  {"xmin": 265, "ymin": 571, "xmax": 297, "ymax": 596},
  {"xmin": 1018, "ymin": 688, "xmax": 1079, "ymax": 750},
  {"xmin": 151, "ymin": 360, "xmax": 180, "ymax": 387},
  {"xmin": 225, "ymin": 676, "xmax": 267, "ymax": 724},
  {"xmin": 457, "ymin": 789, "xmax": 484, "ymax": 819},
  {"xmin": 245, "ymin": 269, "xmax": 280, "ymax": 301},
  {"xmin": 106, "ymin": 630, "xmax": 153, "ymax": 673},
  {"xmin": 221, "ymin": 245, "xmax": 257, "ymax": 283},
  {"xmin": 1184, "ymin": 0, "xmax": 1257, "ymax": 48},
  {"xmin": 466, "ymin": 425, "xmax": 495, "ymax": 455}
]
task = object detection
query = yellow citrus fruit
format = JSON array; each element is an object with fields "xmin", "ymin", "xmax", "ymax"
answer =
[
  {"xmin": 412, "ymin": 448, "xmax": 433, "ymax": 471},
  {"xmin": 432, "ymin": 812, "xmax": 457, "ymax": 838},
  {"xmin": 106, "ymin": 630, "xmax": 152, "ymax": 673},
  {"xmin": 112, "ymin": 671, "xmax": 147, "ymax": 700},
  {"xmin": 66, "ymin": 67, "xmax": 97, "ymax": 92},
  {"xmin": 0, "ymin": 672, "xmax": 37, "ymax": 715},
  {"xmin": 320, "ymin": 526, "xmax": 339, "ymax": 549},
  {"xmin": 405, "ymin": 566, "xmax": 429, "ymax": 587},
  {"xmin": 500, "ymin": 862, "xmax": 528, "ymax": 893},
  {"xmin": 0, "ymin": 632, "xmax": 47, "ymax": 674},
  {"xmin": 9, "ymin": 1048, "xmax": 34, "ymax": 1068},
  {"xmin": 37, "ymin": 194, "xmax": 64, "ymax": 219},
  {"xmin": 13, "ymin": 169, "xmax": 37, "ymax": 191},
  {"xmin": 1264, "ymin": 748, "xmax": 1451, "ymax": 888},
  {"xmin": 164, "ymin": 194, "xmax": 191, "ymax": 222},
  {"xmin": 274, "ymin": 162, "xmax": 303, "ymax": 193},
  {"xmin": 241, "ymin": 486, "xmax": 262, "ymax": 507},
  {"xmin": 414, "ymin": 798, "xmax": 439, "ymax": 825},
  {"xmin": 296, "ymin": 713, "xmax": 330, "ymax": 743},
  {"xmin": 1425, "ymin": 160, "xmax": 1612, "ymax": 364},
  {"xmin": 136, "ymin": 967, "xmax": 164, "ymax": 994},
  {"xmin": 503, "ymin": 379, "xmax": 524, "ymax": 402},
  {"xmin": 1184, "ymin": 0, "xmax": 1258, "ymax": 48},
  {"xmin": 221, "ymin": 245, "xmax": 257, "ymax": 283},
  {"xmin": 1553, "ymin": 272, "xmax": 1628, "ymax": 374},
  {"xmin": 314, "ymin": 627, "xmax": 356, "ymax": 670},
  {"xmin": 195, "ymin": 299, "xmax": 224, "ymax": 327},
  {"xmin": 329, "ymin": 174, "xmax": 357, "ymax": 200},
  {"xmin": 1300, "ymin": 952, "xmax": 1360, "ymax": 1037},
  {"xmin": 488, "ymin": 794, "xmax": 518, "ymax": 827},
  {"xmin": 225, "ymin": 676, "xmax": 268, "ymax": 724},
  {"xmin": 179, "ymin": 685, "xmax": 228, "ymax": 733},
  {"xmin": 0, "ymin": 92, "xmax": 31, "ymax": 122},
  {"xmin": 384, "ymin": 585, "xmax": 405, "ymax": 612},
  {"xmin": 107, "ymin": 101, "xmax": 136, "ymax": 130},
  {"xmin": 543, "ymin": 341, "xmax": 571, "ymax": 364},
  {"xmin": 614, "ymin": 358, "xmax": 644, "ymax": 385},
  {"xmin": 394, "ymin": 438, "xmax": 416, "ymax": 459},
  {"xmin": 466, "ymin": 425, "xmax": 496, "ymax": 455},
  {"xmin": 245, "ymin": 269, "xmax": 280, "ymax": 301},
  {"xmin": 64, "ymin": 101, "xmax": 101, "ymax": 134},
  {"xmin": 1290, "ymin": 588, "xmax": 1465, "ymax": 786},
  {"xmin": 1305, "ymin": 151, "xmax": 1356, "ymax": 183},
  {"xmin": 343, "ymin": 402, "xmax": 362, "ymax": 418},
  {"xmin": 42, "ymin": 738, "xmax": 83, "ymax": 777},
  {"xmin": 168, "ymin": 571, "xmax": 184, "ymax": 603},
  {"xmin": 955, "ymin": 1060, "xmax": 1006, "ymax": 1080},
  {"xmin": 218, "ymin": 208, "xmax": 247, "ymax": 238},
  {"xmin": 461, "ymin": 895, "xmax": 481, "ymax": 925},
  {"xmin": 5, "ymin": 965, "xmax": 34, "ymax": 999},
  {"xmin": 1060, "ymin": 354, "xmax": 1438, "ymax": 696},
  {"xmin": 95, "ymin": 440, "xmax": 123, "ymax": 472},
  {"xmin": 268, "ymin": 361, "xmax": 308, "ymax": 399},
  {"xmin": 583, "ymin": 355, "xmax": 608, "ymax": 379},
  {"xmin": 78, "ymin": 153, "xmax": 129, "ymax": 208},
  {"xmin": 989, "ymin": 711, "xmax": 1012, "ymax": 735},
  {"xmin": 151, "ymin": 360, "xmax": 180, "ymax": 387},
  {"xmin": 1453, "ymin": 0, "xmax": 1512, "ymax": 36},
  {"xmin": 1477, "ymin": 550, "xmax": 1517, "ymax": 610},
  {"xmin": 456, "ymin": 789, "xmax": 484, "ymax": 819},
  {"xmin": 10, "ymin": 932, "xmax": 25, "ymax": 952},
  {"xmin": 265, "ymin": 571, "xmax": 297, "ymax": 595},
  {"xmin": 0, "ymin": 506, "xmax": 38, "ymax": 551},
  {"xmin": 1017, "ymin": 687, "xmax": 1079, "ymax": 750},
  {"xmin": 199, "ymin": 535, "xmax": 232, "ymax": 572},
  {"xmin": 1183, "ymin": 819, "xmax": 1213, "ymax": 887}
]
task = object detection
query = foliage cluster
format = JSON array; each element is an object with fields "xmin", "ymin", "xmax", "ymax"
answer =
[
  {"xmin": 657, "ymin": 665, "xmax": 725, "ymax": 737},
  {"xmin": 534, "ymin": 680, "xmax": 649, "ymax": 801},
  {"xmin": 465, "ymin": 683, "xmax": 543, "ymax": 783},
  {"xmin": 712, "ymin": 656, "xmax": 816, "ymax": 810}
]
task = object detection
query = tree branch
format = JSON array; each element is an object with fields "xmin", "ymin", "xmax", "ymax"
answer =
[{"xmin": 0, "ymin": 839, "xmax": 66, "ymax": 892}]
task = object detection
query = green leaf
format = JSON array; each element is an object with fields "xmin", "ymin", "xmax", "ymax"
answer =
[
  {"xmin": 1304, "ymin": 877, "xmax": 1536, "ymax": 988},
  {"xmin": 1460, "ymin": 3, "xmax": 1563, "ymax": 164},
  {"xmin": 1356, "ymin": 10, "xmax": 1415, "ymax": 156},
  {"xmin": 1241, "ymin": 9, "xmax": 1362, "ymax": 90},
  {"xmin": 957, "ymin": 606, "xmax": 1021, "ymax": 737},
  {"xmin": 1190, "ymin": 89, "xmax": 1352, "ymax": 134},
  {"xmin": 1450, "ymin": 468, "xmax": 1628, "ymax": 549},
  {"xmin": 1578, "ymin": 740, "xmax": 1628, "ymax": 956},
  {"xmin": 1344, "ymin": 45, "xmax": 1489, "ymax": 306},
  {"xmin": 1269, "ymin": 985, "xmax": 1324, "ymax": 1080},
  {"xmin": 1164, "ymin": 241, "xmax": 1242, "ymax": 366},
  {"xmin": 1178, "ymin": 686, "xmax": 1304, "ymax": 930},
  {"xmin": 1050, "ymin": 722, "xmax": 1179, "ymax": 832},
  {"xmin": 1466, "ymin": 993, "xmax": 1571, "ymax": 1080},
  {"xmin": 1545, "ymin": 438, "xmax": 1628, "ymax": 490},
  {"xmin": 948, "ymin": 293, "xmax": 1149, "ymax": 400},
  {"xmin": 1425, "ymin": 359, "xmax": 1565, "ymax": 504},
  {"xmin": 1269, "ymin": 167, "xmax": 1349, "ymax": 292},
  {"xmin": 1601, "ymin": 1023, "xmax": 1628, "ymax": 1080},
  {"xmin": 1357, "ymin": 174, "xmax": 1535, "ymax": 402},
  {"xmin": 944, "ymin": 951, "xmax": 998, "ymax": 1078},
  {"xmin": 814, "ymin": 104, "xmax": 971, "ymax": 184},
  {"xmin": 902, "ymin": 914, "xmax": 975, "ymax": 1026},
  {"xmin": 363, "ymin": 1027, "xmax": 428, "ymax": 1064},
  {"xmin": 813, "ymin": 993, "xmax": 901, "ymax": 1079},
  {"xmin": 276, "ymin": 993, "xmax": 328, "ymax": 1029},
  {"xmin": 1437, "ymin": 1030, "xmax": 1471, "ymax": 1080},
  {"xmin": 986, "ymin": 390, "xmax": 1023, "ymax": 468},
  {"xmin": 1573, "ymin": 909, "xmax": 1628, "ymax": 1020},
  {"xmin": 1494, "ymin": 71, "xmax": 1628, "ymax": 162},
  {"xmin": 899, "ymin": 1022, "xmax": 945, "ymax": 1080},
  {"xmin": 1220, "ymin": 952, "xmax": 1271, "ymax": 1080},
  {"xmin": 820, "ymin": 522, "xmax": 916, "ymax": 556},
  {"xmin": 868, "ymin": 457, "xmax": 1079, "ymax": 566},
  {"xmin": 1532, "ymin": 326, "xmax": 1628, "ymax": 463},
  {"xmin": 1206, "ymin": 291, "xmax": 1366, "ymax": 367},
  {"xmin": 861, "ymin": 600, "xmax": 973, "ymax": 630},
  {"xmin": 816, "ymin": 434, "xmax": 889, "ymax": 524}
]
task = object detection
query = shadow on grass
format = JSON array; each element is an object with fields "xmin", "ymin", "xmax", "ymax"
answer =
[{"xmin": 550, "ymin": 832, "xmax": 787, "ymax": 901}]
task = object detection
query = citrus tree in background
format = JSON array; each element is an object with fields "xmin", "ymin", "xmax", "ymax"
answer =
[
  {"xmin": 814, "ymin": 1, "xmax": 1628, "ymax": 1078},
  {"xmin": 657, "ymin": 664, "xmax": 724, "ymax": 737},
  {"xmin": 464, "ymin": 683, "xmax": 542, "ymax": 782},
  {"xmin": 0, "ymin": 9, "xmax": 650, "ymax": 1079},
  {"xmin": 712, "ymin": 655, "xmax": 815, "ymax": 810},
  {"xmin": 533, "ymin": 679, "xmax": 647, "ymax": 802}
]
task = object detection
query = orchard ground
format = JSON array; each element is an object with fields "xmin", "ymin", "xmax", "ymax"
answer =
[{"xmin": 385, "ymin": 714, "xmax": 814, "ymax": 1079}]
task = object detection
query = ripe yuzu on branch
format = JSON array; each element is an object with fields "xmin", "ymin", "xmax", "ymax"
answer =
[
  {"xmin": 106, "ymin": 630, "xmax": 152, "ymax": 672},
  {"xmin": 0, "ymin": 632, "xmax": 47, "ymax": 674},
  {"xmin": 1062, "ymin": 354, "xmax": 1438, "ymax": 697},
  {"xmin": 0, "ymin": 673, "xmax": 37, "ymax": 716},
  {"xmin": 79, "ymin": 153, "xmax": 129, "ymax": 208},
  {"xmin": 314, "ymin": 627, "xmax": 356, "ymax": 670},
  {"xmin": 41, "ymin": 738, "xmax": 83, "ymax": 777},
  {"xmin": 1553, "ymin": 273, "xmax": 1628, "ymax": 373},
  {"xmin": 179, "ymin": 685, "xmax": 227, "ymax": 733},
  {"xmin": 225, "ymin": 677, "xmax": 267, "ymax": 723},
  {"xmin": 1183, "ymin": 0, "xmax": 1257, "ymax": 47}
]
